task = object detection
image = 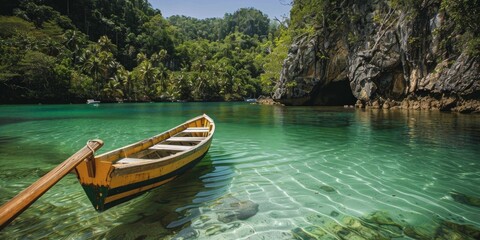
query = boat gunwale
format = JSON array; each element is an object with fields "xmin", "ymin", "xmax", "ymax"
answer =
[
  {"xmin": 95, "ymin": 114, "xmax": 214, "ymax": 175},
  {"xmin": 94, "ymin": 114, "xmax": 214, "ymax": 163}
]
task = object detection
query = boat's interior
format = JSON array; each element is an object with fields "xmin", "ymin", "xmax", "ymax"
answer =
[{"xmin": 114, "ymin": 127, "xmax": 210, "ymax": 164}]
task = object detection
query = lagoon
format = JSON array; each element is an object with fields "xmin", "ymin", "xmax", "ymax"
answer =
[{"xmin": 0, "ymin": 103, "xmax": 479, "ymax": 239}]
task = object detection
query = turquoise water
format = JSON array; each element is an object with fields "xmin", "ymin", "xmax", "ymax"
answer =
[{"xmin": 0, "ymin": 103, "xmax": 479, "ymax": 239}]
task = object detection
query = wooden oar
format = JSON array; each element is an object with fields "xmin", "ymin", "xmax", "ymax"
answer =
[{"xmin": 0, "ymin": 139, "xmax": 104, "ymax": 230}]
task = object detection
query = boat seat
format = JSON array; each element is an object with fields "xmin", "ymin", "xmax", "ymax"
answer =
[
  {"xmin": 149, "ymin": 144, "xmax": 192, "ymax": 151},
  {"xmin": 116, "ymin": 158, "xmax": 149, "ymax": 164},
  {"xmin": 182, "ymin": 127, "xmax": 209, "ymax": 133},
  {"xmin": 166, "ymin": 137, "xmax": 206, "ymax": 142}
]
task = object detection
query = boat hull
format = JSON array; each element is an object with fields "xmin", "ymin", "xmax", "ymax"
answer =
[
  {"xmin": 74, "ymin": 114, "xmax": 215, "ymax": 211},
  {"xmin": 81, "ymin": 149, "xmax": 209, "ymax": 211}
]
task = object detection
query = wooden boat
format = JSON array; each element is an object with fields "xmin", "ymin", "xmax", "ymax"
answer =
[
  {"xmin": 0, "ymin": 114, "xmax": 214, "ymax": 229},
  {"xmin": 75, "ymin": 114, "xmax": 215, "ymax": 211}
]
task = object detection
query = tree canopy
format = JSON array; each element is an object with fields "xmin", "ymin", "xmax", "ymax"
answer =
[{"xmin": 0, "ymin": 0, "xmax": 285, "ymax": 103}]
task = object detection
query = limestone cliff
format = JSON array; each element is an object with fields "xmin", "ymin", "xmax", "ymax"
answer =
[{"xmin": 273, "ymin": 0, "xmax": 480, "ymax": 112}]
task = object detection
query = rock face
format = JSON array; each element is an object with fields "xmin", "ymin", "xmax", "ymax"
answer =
[
  {"xmin": 273, "ymin": 33, "xmax": 356, "ymax": 106},
  {"xmin": 273, "ymin": 1, "xmax": 480, "ymax": 112}
]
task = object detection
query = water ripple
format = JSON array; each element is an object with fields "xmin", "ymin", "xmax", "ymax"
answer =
[{"xmin": 1, "ymin": 104, "xmax": 480, "ymax": 239}]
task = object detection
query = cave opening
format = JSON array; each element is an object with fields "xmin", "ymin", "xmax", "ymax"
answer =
[{"xmin": 307, "ymin": 79, "xmax": 357, "ymax": 106}]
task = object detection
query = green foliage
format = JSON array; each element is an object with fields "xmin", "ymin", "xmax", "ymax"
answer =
[
  {"xmin": 0, "ymin": 14, "xmax": 75, "ymax": 102},
  {"xmin": 6, "ymin": 0, "xmax": 477, "ymax": 103},
  {"xmin": 18, "ymin": 50, "xmax": 68, "ymax": 99},
  {"xmin": 70, "ymin": 71, "xmax": 94, "ymax": 98},
  {"xmin": 289, "ymin": 0, "xmax": 349, "ymax": 38},
  {"xmin": 441, "ymin": 0, "xmax": 480, "ymax": 57},
  {"xmin": 168, "ymin": 16, "xmax": 224, "ymax": 41},
  {"xmin": 170, "ymin": 31, "xmax": 265, "ymax": 101},
  {"xmin": 169, "ymin": 8, "xmax": 272, "ymax": 42},
  {"xmin": 0, "ymin": 1, "xmax": 284, "ymax": 103},
  {"xmin": 131, "ymin": 51, "xmax": 169, "ymax": 100},
  {"xmin": 222, "ymin": 8, "xmax": 270, "ymax": 39},
  {"xmin": 466, "ymin": 36, "xmax": 480, "ymax": 57},
  {"xmin": 14, "ymin": 1, "xmax": 74, "ymax": 29},
  {"xmin": 135, "ymin": 15, "xmax": 175, "ymax": 58},
  {"xmin": 442, "ymin": 0, "xmax": 480, "ymax": 36},
  {"xmin": 290, "ymin": 0, "xmax": 324, "ymax": 29},
  {"xmin": 0, "ymin": 16, "xmax": 35, "ymax": 38},
  {"xmin": 388, "ymin": 0, "xmax": 424, "ymax": 10},
  {"xmin": 260, "ymin": 27, "xmax": 292, "ymax": 94},
  {"xmin": 347, "ymin": 32, "xmax": 359, "ymax": 46}
]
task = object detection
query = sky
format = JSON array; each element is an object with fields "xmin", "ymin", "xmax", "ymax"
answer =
[{"xmin": 149, "ymin": 0, "xmax": 292, "ymax": 19}]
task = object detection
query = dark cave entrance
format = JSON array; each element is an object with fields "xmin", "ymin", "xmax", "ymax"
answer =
[{"xmin": 307, "ymin": 79, "xmax": 357, "ymax": 106}]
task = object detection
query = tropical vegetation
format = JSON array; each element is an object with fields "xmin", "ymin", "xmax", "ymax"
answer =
[
  {"xmin": 1, "ymin": 0, "xmax": 478, "ymax": 104},
  {"xmin": 0, "ymin": 0, "xmax": 291, "ymax": 103}
]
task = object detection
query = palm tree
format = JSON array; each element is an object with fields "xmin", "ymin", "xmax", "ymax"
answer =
[
  {"xmin": 137, "ymin": 59, "xmax": 159, "ymax": 99},
  {"xmin": 136, "ymin": 52, "xmax": 147, "ymax": 64},
  {"xmin": 63, "ymin": 30, "xmax": 87, "ymax": 64},
  {"xmin": 157, "ymin": 64, "xmax": 169, "ymax": 94},
  {"xmin": 114, "ymin": 67, "xmax": 131, "ymax": 99},
  {"xmin": 105, "ymin": 66, "xmax": 130, "ymax": 101},
  {"xmin": 81, "ymin": 45, "xmax": 116, "ymax": 98},
  {"xmin": 103, "ymin": 78, "xmax": 123, "ymax": 100},
  {"xmin": 82, "ymin": 53, "xmax": 102, "ymax": 97}
]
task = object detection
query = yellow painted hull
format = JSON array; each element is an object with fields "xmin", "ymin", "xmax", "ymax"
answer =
[{"xmin": 74, "ymin": 114, "xmax": 215, "ymax": 211}]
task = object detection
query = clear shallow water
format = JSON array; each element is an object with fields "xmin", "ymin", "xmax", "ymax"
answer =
[{"xmin": 0, "ymin": 103, "xmax": 479, "ymax": 239}]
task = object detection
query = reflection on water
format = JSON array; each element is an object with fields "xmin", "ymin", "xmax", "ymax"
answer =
[{"xmin": 0, "ymin": 103, "xmax": 479, "ymax": 239}]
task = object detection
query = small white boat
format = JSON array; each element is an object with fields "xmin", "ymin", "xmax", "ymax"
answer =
[{"xmin": 87, "ymin": 99, "xmax": 101, "ymax": 104}]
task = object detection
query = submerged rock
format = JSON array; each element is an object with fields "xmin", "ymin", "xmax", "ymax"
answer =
[
  {"xmin": 342, "ymin": 216, "xmax": 397, "ymax": 240},
  {"xmin": 363, "ymin": 211, "xmax": 402, "ymax": 228},
  {"xmin": 292, "ymin": 213, "xmax": 403, "ymax": 240},
  {"xmin": 205, "ymin": 222, "xmax": 240, "ymax": 236},
  {"xmin": 318, "ymin": 185, "xmax": 336, "ymax": 193},
  {"xmin": 213, "ymin": 197, "xmax": 259, "ymax": 223},
  {"xmin": 172, "ymin": 227, "xmax": 198, "ymax": 240},
  {"xmin": 437, "ymin": 220, "xmax": 480, "ymax": 240},
  {"xmin": 291, "ymin": 225, "xmax": 332, "ymax": 240},
  {"xmin": 292, "ymin": 208, "xmax": 480, "ymax": 240},
  {"xmin": 403, "ymin": 225, "xmax": 435, "ymax": 240},
  {"xmin": 105, "ymin": 221, "xmax": 168, "ymax": 240},
  {"xmin": 450, "ymin": 191, "xmax": 480, "ymax": 208},
  {"xmin": 330, "ymin": 211, "xmax": 339, "ymax": 217}
]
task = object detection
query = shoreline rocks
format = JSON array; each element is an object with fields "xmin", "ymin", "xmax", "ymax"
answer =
[
  {"xmin": 256, "ymin": 96, "xmax": 283, "ymax": 106},
  {"xmin": 354, "ymin": 96, "xmax": 480, "ymax": 113},
  {"xmin": 262, "ymin": 94, "xmax": 480, "ymax": 114}
]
